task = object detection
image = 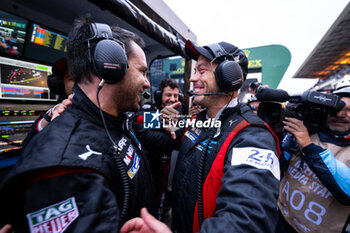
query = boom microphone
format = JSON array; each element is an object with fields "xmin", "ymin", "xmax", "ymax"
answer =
[
  {"xmin": 187, "ymin": 90, "xmax": 230, "ymax": 97},
  {"xmin": 256, "ymin": 87, "xmax": 290, "ymax": 102},
  {"xmin": 142, "ymin": 91, "xmax": 151, "ymax": 99}
]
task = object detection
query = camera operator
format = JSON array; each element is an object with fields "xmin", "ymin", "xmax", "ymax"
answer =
[{"xmin": 276, "ymin": 77, "xmax": 350, "ymax": 233}]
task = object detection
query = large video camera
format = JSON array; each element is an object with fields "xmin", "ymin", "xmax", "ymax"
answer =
[{"xmin": 250, "ymin": 83, "xmax": 345, "ymax": 133}]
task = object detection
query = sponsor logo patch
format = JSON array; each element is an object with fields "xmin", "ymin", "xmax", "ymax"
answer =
[
  {"xmin": 185, "ymin": 131, "xmax": 197, "ymax": 143},
  {"xmin": 123, "ymin": 145, "xmax": 134, "ymax": 165},
  {"xmin": 127, "ymin": 153, "xmax": 140, "ymax": 179},
  {"xmin": 117, "ymin": 137, "xmax": 127, "ymax": 151},
  {"xmin": 192, "ymin": 128, "xmax": 201, "ymax": 136},
  {"xmin": 103, "ymin": 63, "xmax": 120, "ymax": 69},
  {"xmin": 231, "ymin": 147, "xmax": 280, "ymax": 180},
  {"xmin": 229, "ymin": 119, "xmax": 237, "ymax": 126},
  {"xmin": 78, "ymin": 145, "xmax": 102, "ymax": 160},
  {"xmin": 195, "ymin": 139, "xmax": 217, "ymax": 153},
  {"xmin": 26, "ymin": 197, "xmax": 79, "ymax": 233}
]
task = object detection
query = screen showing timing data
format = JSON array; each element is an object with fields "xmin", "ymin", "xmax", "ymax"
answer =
[
  {"xmin": 0, "ymin": 56, "xmax": 55, "ymax": 101},
  {"xmin": 24, "ymin": 23, "xmax": 67, "ymax": 63}
]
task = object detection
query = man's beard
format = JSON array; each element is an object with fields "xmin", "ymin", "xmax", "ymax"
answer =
[{"xmin": 117, "ymin": 93, "xmax": 140, "ymax": 113}]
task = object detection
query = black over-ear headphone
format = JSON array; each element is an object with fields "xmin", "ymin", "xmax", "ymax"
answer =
[
  {"xmin": 47, "ymin": 58, "xmax": 68, "ymax": 96},
  {"xmin": 47, "ymin": 72, "xmax": 65, "ymax": 96},
  {"xmin": 154, "ymin": 89, "xmax": 163, "ymax": 109},
  {"xmin": 87, "ymin": 23, "xmax": 128, "ymax": 84},
  {"xmin": 205, "ymin": 43, "xmax": 243, "ymax": 92}
]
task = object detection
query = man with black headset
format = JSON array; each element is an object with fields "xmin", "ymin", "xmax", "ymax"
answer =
[
  {"xmin": 121, "ymin": 41, "xmax": 281, "ymax": 233},
  {"xmin": 0, "ymin": 15, "xmax": 156, "ymax": 232}
]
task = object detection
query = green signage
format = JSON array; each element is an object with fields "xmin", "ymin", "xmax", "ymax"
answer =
[{"xmin": 243, "ymin": 45, "xmax": 291, "ymax": 88}]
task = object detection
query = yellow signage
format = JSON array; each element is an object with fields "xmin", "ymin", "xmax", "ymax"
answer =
[
  {"xmin": 243, "ymin": 49, "xmax": 250, "ymax": 58},
  {"xmin": 172, "ymin": 67, "xmax": 184, "ymax": 74},
  {"xmin": 248, "ymin": 59, "xmax": 262, "ymax": 68}
]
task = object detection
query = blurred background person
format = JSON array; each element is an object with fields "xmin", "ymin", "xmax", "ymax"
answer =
[
  {"xmin": 22, "ymin": 57, "xmax": 74, "ymax": 147},
  {"xmin": 136, "ymin": 78, "xmax": 182, "ymax": 224}
]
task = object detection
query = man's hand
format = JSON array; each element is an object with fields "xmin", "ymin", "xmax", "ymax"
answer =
[
  {"xmin": 189, "ymin": 105, "xmax": 203, "ymax": 117},
  {"xmin": 161, "ymin": 102, "xmax": 181, "ymax": 140},
  {"xmin": 161, "ymin": 102, "xmax": 181, "ymax": 122},
  {"xmin": 39, "ymin": 94, "xmax": 73, "ymax": 130},
  {"xmin": 283, "ymin": 117, "xmax": 312, "ymax": 148},
  {"xmin": 0, "ymin": 224, "xmax": 14, "ymax": 233},
  {"xmin": 51, "ymin": 94, "xmax": 73, "ymax": 120},
  {"xmin": 120, "ymin": 208, "xmax": 172, "ymax": 233}
]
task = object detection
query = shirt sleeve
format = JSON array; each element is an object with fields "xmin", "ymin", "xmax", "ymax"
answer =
[
  {"xmin": 200, "ymin": 126, "xmax": 280, "ymax": 233},
  {"xmin": 22, "ymin": 116, "xmax": 44, "ymax": 148},
  {"xmin": 302, "ymin": 143, "xmax": 350, "ymax": 205}
]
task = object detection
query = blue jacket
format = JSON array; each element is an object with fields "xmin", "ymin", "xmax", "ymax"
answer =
[
  {"xmin": 278, "ymin": 130, "xmax": 350, "ymax": 233},
  {"xmin": 172, "ymin": 103, "xmax": 280, "ymax": 233}
]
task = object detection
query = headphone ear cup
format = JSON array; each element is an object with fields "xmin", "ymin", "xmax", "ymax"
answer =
[
  {"xmin": 93, "ymin": 39, "xmax": 128, "ymax": 84},
  {"xmin": 154, "ymin": 89, "xmax": 162, "ymax": 109},
  {"xmin": 178, "ymin": 92, "xmax": 184, "ymax": 103},
  {"xmin": 47, "ymin": 74, "xmax": 65, "ymax": 96},
  {"xmin": 215, "ymin": 60, "xmax": 243, "ymax": 92}
]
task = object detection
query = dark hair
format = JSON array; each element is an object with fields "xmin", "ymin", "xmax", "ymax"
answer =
[
  {"xmin": 159, "ymin": 78, "xmax": 179, "ymax": 92},
  {"xmin": 110, "ymin": 26, "xmax": 145, "ymax": 58},
  {"xmin": 66, "ymin": 15, "xmax": 145, "ymax": 83}
]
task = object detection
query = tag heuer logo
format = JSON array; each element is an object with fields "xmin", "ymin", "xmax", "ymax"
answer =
[{"xmin": 26, "ymin": 197, "xmax": 79, "ymax": 233}]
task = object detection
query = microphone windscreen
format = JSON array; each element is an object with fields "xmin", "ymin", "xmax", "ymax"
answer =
[
  {"xmin": 142, "ymin": 91, "xmax": 151, "ymax": 99},
  {"xmin": 256, "ymin": 87, "xmax": 290, "ymax": 102},
  {"xmin": 136, "ymin": 115, "xmax": 143, "ymax": 124},
  {"xmin": 187, "ymin": 90, "xmax": 195, "ymax": 96}
]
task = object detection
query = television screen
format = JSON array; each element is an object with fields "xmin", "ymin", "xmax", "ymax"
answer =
[
  {"xmin": 24, "ymin": 23, "xmax": 67, "ymax": 63},
  {"xmin": 0, "ymin": 56, "xmax": 55, "ymax": 101},
  {"xmin": 0, "ymin": 10, "xmax": 28, "ymax": 58}
]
